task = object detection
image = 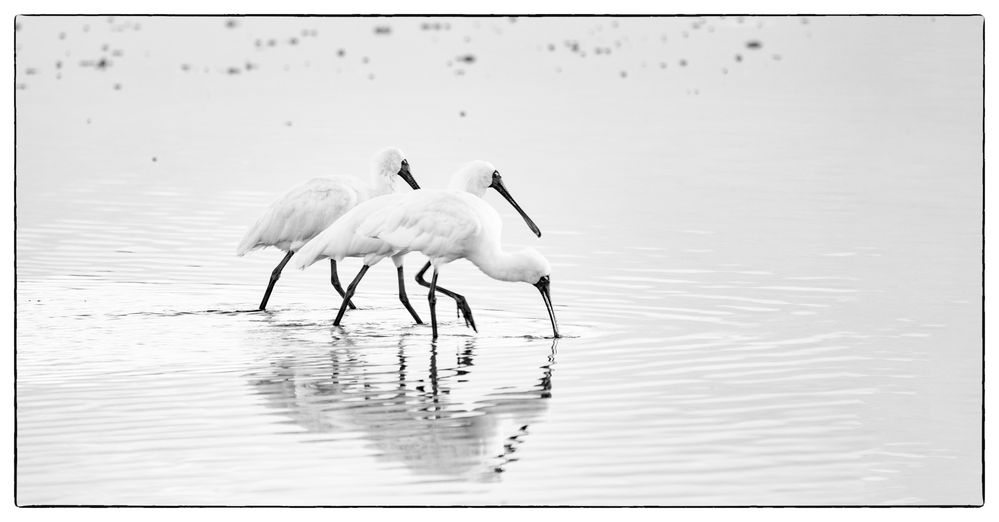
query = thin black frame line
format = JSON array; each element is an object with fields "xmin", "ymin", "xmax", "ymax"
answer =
[
  {"xmin": 11, "ymin": 13, "xmax": 988, "ymax": 17},
  {"xmin": 12, "ymin": 13, "xmax": 986, "ymax": 509}
]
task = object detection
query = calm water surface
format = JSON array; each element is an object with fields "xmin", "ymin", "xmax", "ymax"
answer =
[{"xmin": 15, "ymin": 16, "xmax": 982, "ymax": 505}]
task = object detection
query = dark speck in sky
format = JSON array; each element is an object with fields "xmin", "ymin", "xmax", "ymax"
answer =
[
  {"xmin": 772, "ymin": 54, "xmax": 782, "ymax": 61},
  {"xmin": 548, "ymin": 44, "xmax": 555, "ymax": 51},
  {"xmin": 225, "ymin": 19, "xmax": 238, "ymax": 29},
  {"xmin": 735, "ymin": 54, "xmax": 743, "ymax": 62},
  {"xmin": 620, "ymin": 70, "xmax": 627, "ymax": 78},
  {"xmin": 456, "ymin": 54, "xmax": 476, "ymax": 64},
  {"xmin": 15, "ymin": 22, "xmax": 22, "ymax": 31},
  {"xmin": 374, "ymin": 25, "xmax": 392, "ymax": 35},
  {"xmin": 337, "ymin": 48, "xmax": 345, "ymax": 57},
  {"xmin": 459, "ymin": 110, "xmax": 466, "ymax": 117},
  {"xmin": 59, "ymin": 32, "xmax": 66, "ymax": 40},
  {"xmin": 113, "ymin": 83, "xmax": 121, "ymax": 90},
  {"xmin": 746, "ymin": 40, "xmax": 762, "ymax": 50},
  {"xmin": 289, "ymin": 37, "xmax": 299, "ymax": 45},
  {"xmin": 226, "ymin": 67, "xmax": 241, "ymax": 75},
  {"xmin": 679, "ymin": 59, "xmax": 687, "ymax": 67},
  {"xmin": 181, "ymin": 63, "xmax": 190, "ymax": 71},
  {"xmin": 152, "ymin": 157, "xmax": 158, "ymax": 162}
]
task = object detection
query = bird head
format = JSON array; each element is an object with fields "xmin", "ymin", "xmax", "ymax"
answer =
[
  {"xmin": 516, "ymin": 248, "xmax": 560, "ymax": 339},
  {"xmin": 372, "ymin": 147, "xmax": 420, "ymax": 191},
  {"xmin": 449, "ymin": 160, "xmax": 542, "ymax": 237}
]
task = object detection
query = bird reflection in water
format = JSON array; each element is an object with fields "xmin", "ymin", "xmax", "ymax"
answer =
[{"xmin": 247, "ymin": 334, "xmax": 556, "ymax": 480}]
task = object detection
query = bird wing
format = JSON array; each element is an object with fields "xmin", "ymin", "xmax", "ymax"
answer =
[
  {"xmin": 290, "ymin": 194, "xmax": 406, "ymax": 269},
  {"xmin": 237, "ymin": 177, "xmax": 362, "ymax": 255},
  {"xmin": 359, "ymin": 192, "xmax": 482, "ymax": 262}
]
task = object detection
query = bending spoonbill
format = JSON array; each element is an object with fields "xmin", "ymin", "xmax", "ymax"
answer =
[
  {"xmin": 413, "ymin": 161, "xmax": 542, "ymax": 330},
  {"xmin": 361, "ymin": 190, "xmax": 557, "ymax": 339},
  {"xmin": 236, "ymin": 147, "xmax": 420, "ymax": 311},
  {"xmin": 291, "ymin": 161, "xmax": 543, "ymax": 330}
]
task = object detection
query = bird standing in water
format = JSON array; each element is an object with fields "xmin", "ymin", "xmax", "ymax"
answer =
[
  {"xmin": 236, "ymin": 147, "xmax": 420, "ymax": 310},
  {"xmin": 292, "ymin": 161, "xmax": 545, "ymax": 332},
  {"xmin": 292, "ymin": 169, "xmax": 558, "ymax": 338}
]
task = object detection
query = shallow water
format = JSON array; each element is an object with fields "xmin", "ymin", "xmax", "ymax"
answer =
[{"xmin": 15, "ymin": 16, "xmax": 982, "ymax": 505}]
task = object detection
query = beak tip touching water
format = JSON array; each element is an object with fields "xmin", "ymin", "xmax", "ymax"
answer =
[{"xmin": 534, "ymin": 276, "xmax": 560, "ymax": 339}]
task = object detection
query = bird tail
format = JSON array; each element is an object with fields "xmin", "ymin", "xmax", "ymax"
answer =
[
  {"xmin": 290, "ymin": 235, "xmax": 328, "ymax": 270},
  {"xmin": 236, "ymin": 229, "xmax": 261, "ymax": 257}
]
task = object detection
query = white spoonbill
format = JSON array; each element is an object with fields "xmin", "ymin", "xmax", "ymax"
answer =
[
  {"xmin": 291, "ymin": 161, "xmax": 543, "ymax": 331},
  {"xmin": 412, "ymin": 161, "xmax": 542, "ymax": 330},
  {"xmin": 236, "ymin": 147, "xmax": 420, "ymax": 311}
]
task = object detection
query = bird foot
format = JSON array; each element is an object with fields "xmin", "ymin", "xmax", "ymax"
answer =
[{"xmin": 456, "ymin": 298, "xmax": 477, "ymax": 332}]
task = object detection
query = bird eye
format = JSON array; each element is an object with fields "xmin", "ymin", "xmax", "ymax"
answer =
[{"xmin": 402, "ymin": 159, "xmax": 409, "ymax": 166}]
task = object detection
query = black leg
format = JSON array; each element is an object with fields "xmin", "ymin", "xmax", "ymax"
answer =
[
  {"xmin": 333, "ymin": 265, "xmax": 370, "ymax": 326},
  {"xmin": 428, "ymin": 269, "xmax": 439, "ymax": 339},
  {"xmin": 259, "ymin": 251, "xmax": 295, "ymax": 311},
  {"xmin": 415, "ymin": 261, "xmax": 477, "ymax": 332},
  {"xmin": 397, "ymin": 265, "xmax": 424, "ymax": 324},
  {"xmin": 330, "ymin": 260, "xmax": 356, "ymax": 309}
]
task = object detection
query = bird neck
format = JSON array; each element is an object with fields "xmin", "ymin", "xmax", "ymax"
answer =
[
  {"xmin": 368, "ymin": 173, "xmax": 396, "ymax": 197},
  {"xmin": 469, "ymin": 247, "xmax": 530, "ymax": 283}
]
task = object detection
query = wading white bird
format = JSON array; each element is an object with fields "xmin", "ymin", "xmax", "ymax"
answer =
[
  {"xmin": 291, "ymin": 162, "xmax": 558, "ymax": 339},
  {"xmin": 236, "ymin": 147, "xmax": 421, "ymax": 311}
]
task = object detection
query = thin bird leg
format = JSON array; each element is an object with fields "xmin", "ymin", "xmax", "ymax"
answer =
[
  {"xmin": 397, "ymin": 265, "xmax": 424, "ymax": 325},
  {"xmin": 330, "ymin": 260, "xmax": 357, "ymax": 309},
  {"xmin": 259, "ymin": 250, "xmax": 295, "ymax": 311},
  {"xmin": 333, "ymin": 265, "xmax": 370, "ymax": 326},
  {"xmin": 428, "ymin": 268, "xmax": 439, "ymax": 339},
  {"xmin": 415, "ymin": 261, "xmax": 477, "ymax": 332}
]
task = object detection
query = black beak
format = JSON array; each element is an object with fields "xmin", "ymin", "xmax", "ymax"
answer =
[
  {"xmin": 397, "ymin": 160, "xmax": 421, "ymax": 190},
  {"xmin": 534, "ymin": 275, "xmax": 560, "ymax": 338},
  {"xmin": 490, "ymin": 171, "xmax": 542, "ymax": 237}
]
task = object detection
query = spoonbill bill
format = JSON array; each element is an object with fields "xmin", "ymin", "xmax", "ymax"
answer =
[
  {"xmin": 236, "ymin": 147, "xmax": 420, "ymax": 311},
  {"xmin": 291, "ymin": 161, "xmax": 544, "ymax": 331}
]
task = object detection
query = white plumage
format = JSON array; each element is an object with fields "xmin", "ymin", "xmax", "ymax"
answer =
[
  {"xmin": 236, "ymin": 176, "xmax": 365, "ymax": 255},
  {"xmin": 236, "ymin": 147, "xmax": 420, "ymax": 311},
  {"xmin": 292, "ymin": 162, "xmax": 558, "ymax": 339}
]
